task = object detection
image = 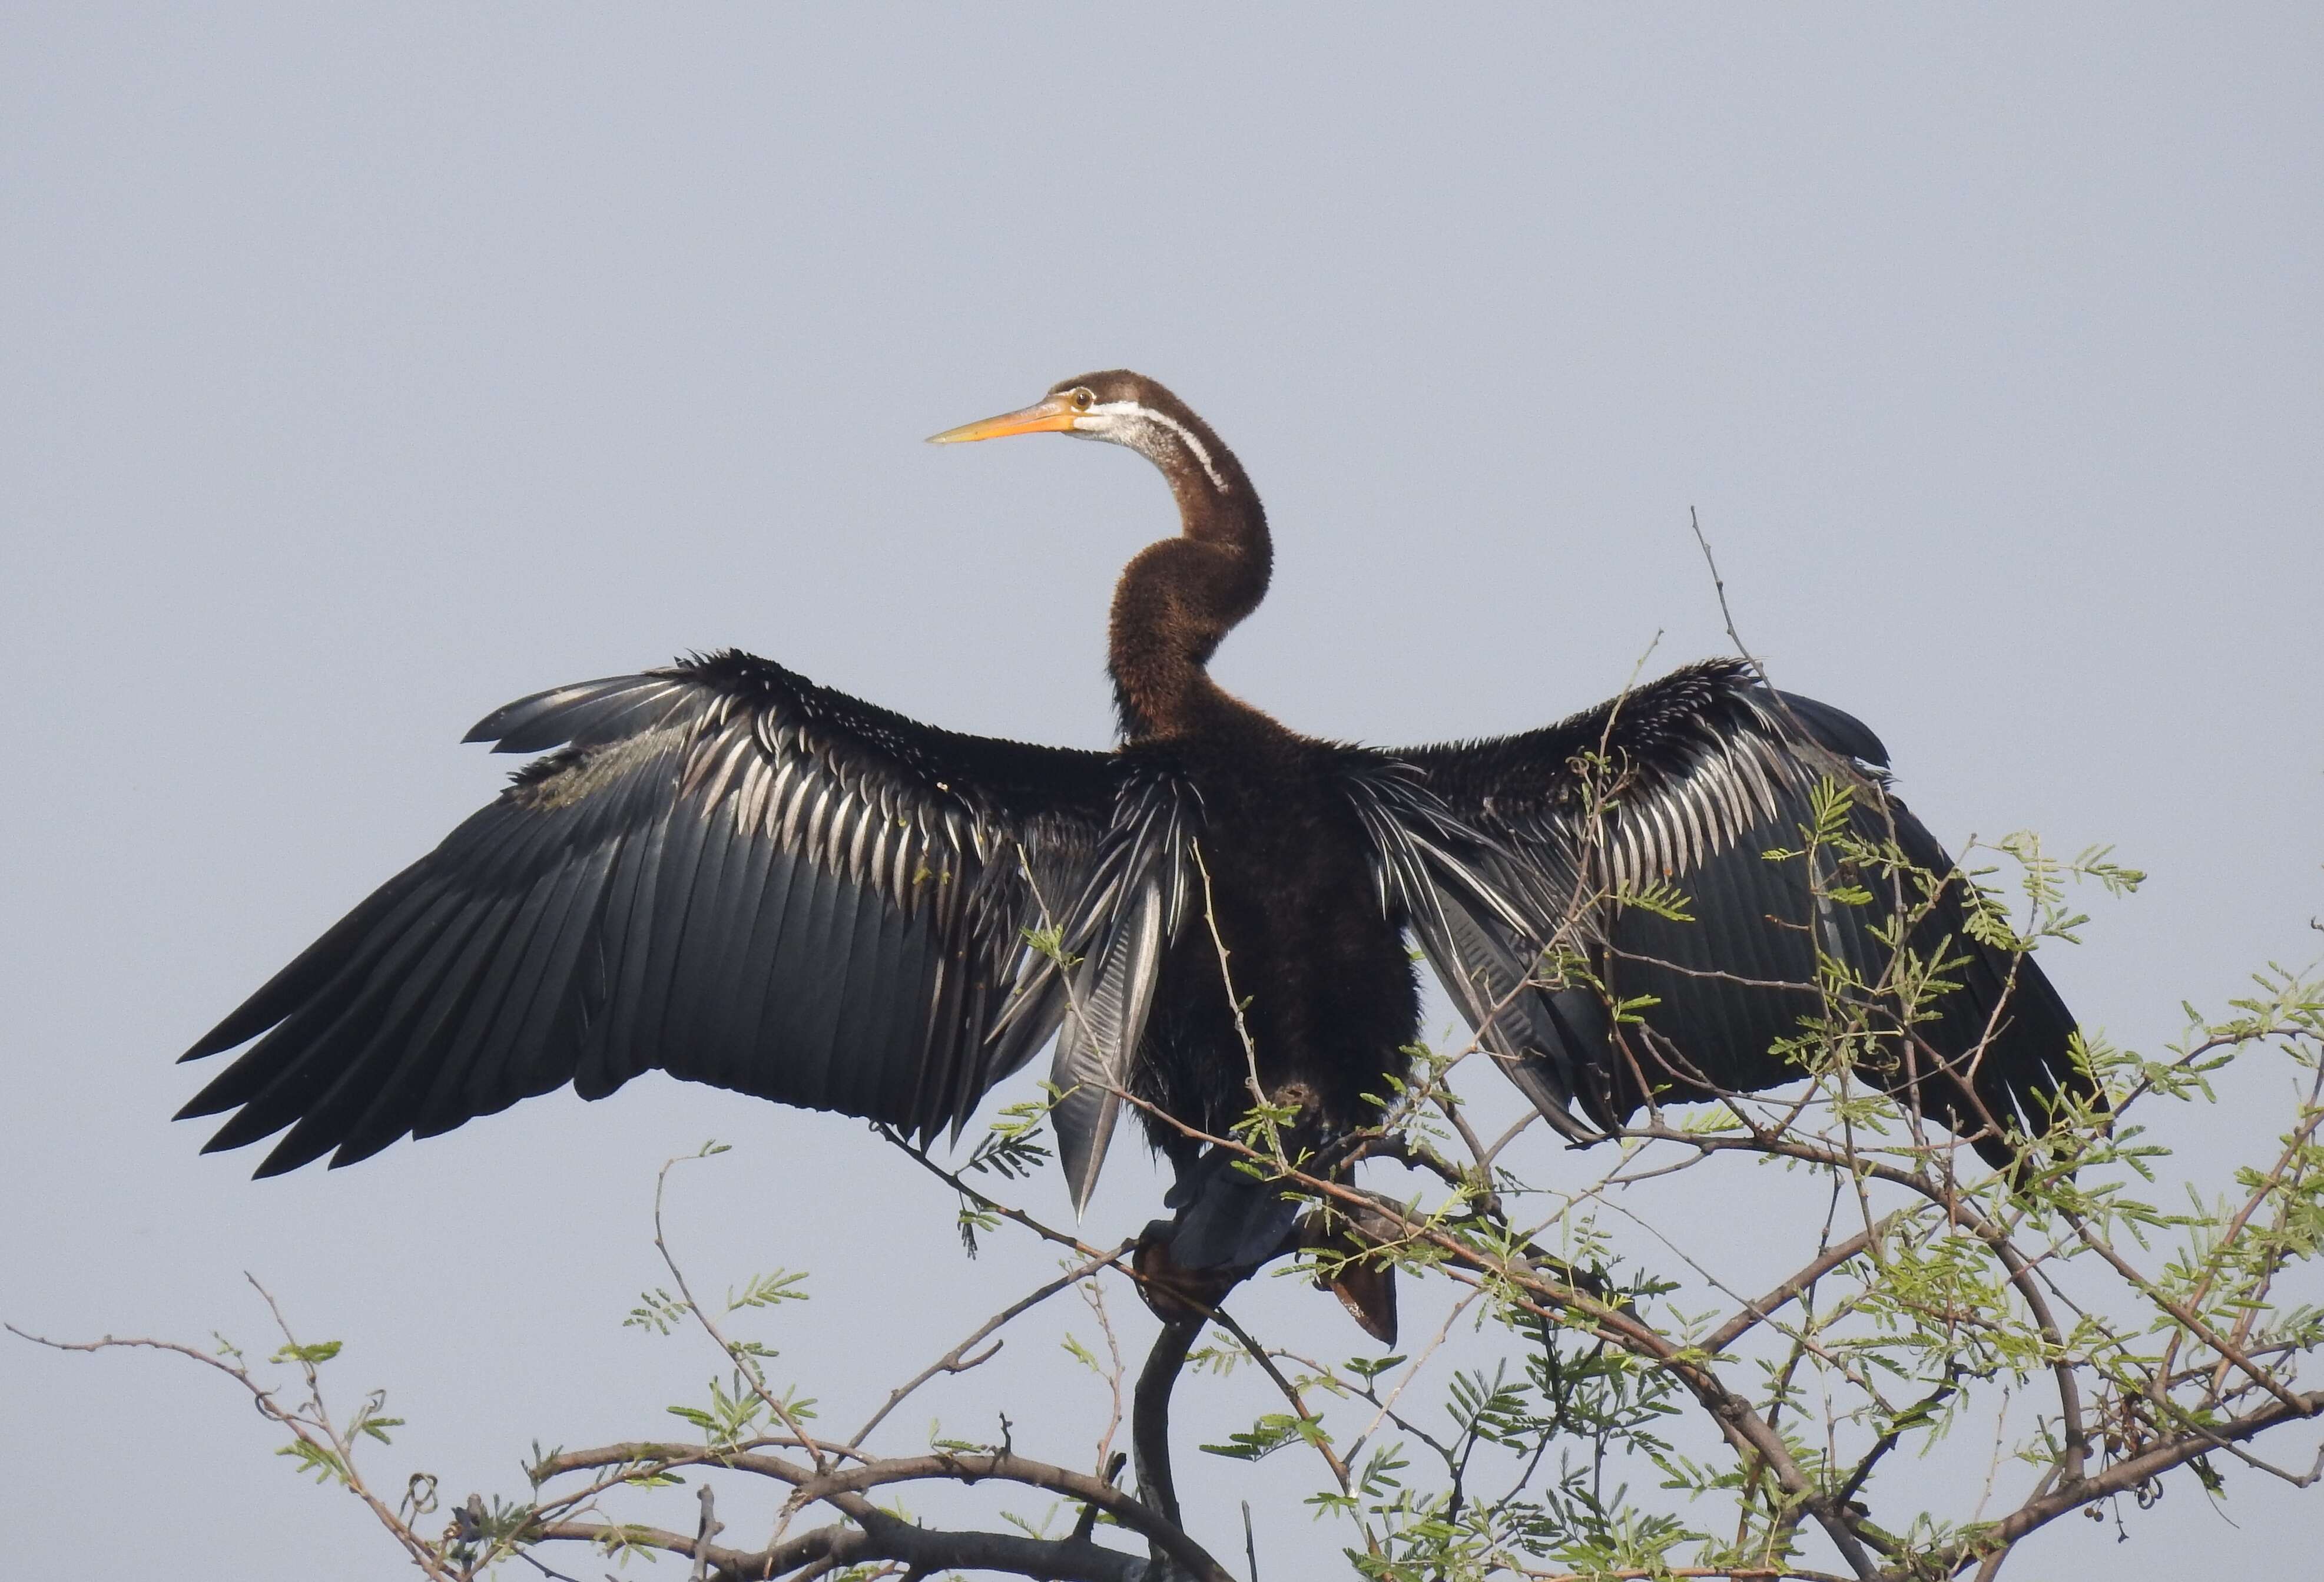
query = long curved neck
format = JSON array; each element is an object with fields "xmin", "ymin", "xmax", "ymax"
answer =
[{"xmin": 1108, "ymin": 448, "xmax": 1271, "ymax": 740}]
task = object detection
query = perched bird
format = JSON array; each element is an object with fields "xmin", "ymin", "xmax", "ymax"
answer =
[{"xmin": 179, "ymin": 371, "xmax": 2089, "ymax": 1333}]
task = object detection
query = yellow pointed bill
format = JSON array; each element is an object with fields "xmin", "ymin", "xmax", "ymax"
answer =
[{"xmin": 926, "ymin": 393, "xmax": 1082, "ymax": 444}]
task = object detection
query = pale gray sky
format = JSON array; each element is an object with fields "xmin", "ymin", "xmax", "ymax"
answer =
[{"xmin": 6, "ymin": 6, "xmax": 2320, "ymax": 1576}]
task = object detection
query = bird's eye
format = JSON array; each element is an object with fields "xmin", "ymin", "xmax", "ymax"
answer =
[{"xmin": 1070, "ymin": 388, "xmax": 1095, "ymax": 412}]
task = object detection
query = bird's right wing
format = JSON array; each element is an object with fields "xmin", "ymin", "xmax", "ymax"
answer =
[{"xmin": 177, "ymin": 650, "xmax": 1125, "ymax": 1176}]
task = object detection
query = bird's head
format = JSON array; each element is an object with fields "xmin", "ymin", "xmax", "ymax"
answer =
[{"xmin": 929, "ymin": 370, "xmax": 1236, "ymax": 497}]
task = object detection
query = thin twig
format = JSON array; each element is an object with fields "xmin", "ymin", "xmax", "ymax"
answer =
[{"xmin": 848, "ymin": 1244, "xmax": 1130, "ymax": 1450}]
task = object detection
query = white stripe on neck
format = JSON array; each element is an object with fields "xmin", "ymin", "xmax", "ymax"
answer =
[{"xmin": 1085, "ymin": 400, "xmax": 1228, "ymax": 491}]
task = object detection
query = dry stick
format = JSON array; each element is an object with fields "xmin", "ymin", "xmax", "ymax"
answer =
[
  {"xmin": 509, "ymin": 1545, "xmax": 590, "ymax": 1582},
  {"xmin": 1189, "ymin": 839, "xmax": 1267, "ymax": 1114},
  {"xmin": 888, "ymin": 1121, "xmax": 1349, "ymax": 1548},
  {"xmin": 10, "ymin": 1316, "xmax": 459, "ymax": 1582},
  {"xmin": 1592, "ymin": 1193, "xmax": 1881, "ymax": 1396},
  {"xmin": 1203, "ymin": 1305, "xmax": 1354, "ymax": 1495},
  {"xmin": 649, "ymin": 1153, "xmax": 829, "ymax": 1480},
  {"xmin": 532, "ymin": 1501, "xmax": 1204, "ymax": 1582},
  {"xmin": 885, "ymin": 1134, "xmax": 1129, "ymax": 1266},
  {"xmin": 1689, "ymin": 506, "xmax": 1765, "ymax": 680},
  {"xmin": 873, "ymin": 1138, "xmax": 1219, "ymax": 1535},
  {"xmin": 1625, "ymin": 1121, "xmax": 2092, "ymax": 1488},
  {"xmin": 1922, "ymin": 1385, "xmax": 2324, "ymax": 1579},
  {"xmin": 1344, "ymin": 1285, "xmax": 1488, "ymax": 1452},
  {"xmin": 1965, "ymin": 1381, "xmax": 2019, "ymax": 1537},
  {"xmin": 539, "ymin": 1444, "xmax": 1231, "ymax": 1580},
  {"xmin": 1479, "ymin": 1106, "xmax": 1541, "ymax": 1170},
  {"xmin": 1834, "ymin": 1372, "xmax": 1964, "ymax": 1509},
  {"xmin": 796, "ymin": 1448, "xmax": 1211, "ymax": 1548},
  {"xmin": 533, "ymin": 1441, "xmax": 818, "ymax": 1482},
  {"xmin": 2201, "ymin": 1063, "xmax": 2324, "ymax": 1396},
  {"xmin": 1085, "ymin": 1274, "xmax": 1130, "ymax": 1478},
  {"xmin": 2059, "ymin": 1209, "xmax": 2316, "ymax": 1420},
  {"xmin": 847, "ymin": 1243, "xmax": 1130, "ymax": 1450},
  {"xmin": 526, "ymin": 1517, "xmax": 762, "ymax": 1579},
  {"xmin": 1703, "ymin": 1220, "xmax": 1891, "ymax": 1356},
  {"xmin": 529, "ymin": 1438, "xmax": 867, "ymax": 1526},
  {"xmin": 2139, "ymin": 1409, "xmax": 2324, "ymax": 1491},
  {"xmin": 1425, "ymin": 1260, "xmax": 1883, "ymax": 1580}
]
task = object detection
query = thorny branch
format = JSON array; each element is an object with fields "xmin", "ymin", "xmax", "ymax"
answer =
[
  {"xmin": 21, "ymin": 956, "xmax": 2324, "ymax": 1582},
  {"xmin": 16, "ymin": 523, "xmax": 2324, "ymax": 1578}
]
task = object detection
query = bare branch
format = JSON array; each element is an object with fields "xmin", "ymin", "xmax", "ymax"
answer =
[{"xmin": 848, "ymin": 1243, "xmax": 1130, "ymax": 1450}]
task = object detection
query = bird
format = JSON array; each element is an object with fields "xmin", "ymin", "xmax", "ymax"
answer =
[{"xmin": 178, "ymin": 370, "xmax": 2091, "ymax": 1329}]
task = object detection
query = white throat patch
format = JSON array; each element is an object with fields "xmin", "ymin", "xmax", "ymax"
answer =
[{"xmin": 1076, "ymin": 400, "xmax": 1228, "ymax": 491}]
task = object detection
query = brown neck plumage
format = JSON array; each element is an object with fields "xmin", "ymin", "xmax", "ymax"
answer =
[{"xmin": 1107, "ymin": 439, "xmax": 1270, "ymax": 741}]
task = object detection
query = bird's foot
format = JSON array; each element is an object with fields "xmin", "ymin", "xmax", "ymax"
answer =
[{"xmin": 1130, "ymin": 1219, "xmax": 1260, "ymax": 1325}]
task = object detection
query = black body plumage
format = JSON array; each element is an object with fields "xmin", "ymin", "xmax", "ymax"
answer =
[{"xmin": 180, "ymin": 371, "xmax": 2093, "ymax": 1263}]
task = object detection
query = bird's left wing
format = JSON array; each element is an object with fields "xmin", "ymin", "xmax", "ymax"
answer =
[
  {"xmin": 177, "ymin": 650, "xmax": 1124, "ymax": 1176},
  {"xmin": 1372, "ymin": 661, "xmax": 2093, "ymax": 1170}
]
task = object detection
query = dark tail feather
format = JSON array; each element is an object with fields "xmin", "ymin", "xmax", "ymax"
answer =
[
  {"xmin": 1163, "ymin": 1146, "xmax": 1304, "ymax": 1271},
  {"xmin": 1307, "ymin": 1219, "xmax": 1399, "ymax": 1345}
]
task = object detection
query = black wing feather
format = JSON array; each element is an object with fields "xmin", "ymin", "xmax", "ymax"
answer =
[
  {"xmin": 180, "ymin": 650, "xmax": 1119, "ymax": 1171},
  {"xmin": 1390, "ymin": 660, "xmax": 2093, "ymax": 1168}
]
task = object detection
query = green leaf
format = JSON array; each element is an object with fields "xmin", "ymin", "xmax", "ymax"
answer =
[
  {"xmin": 276, "ymin": 1438, "xmax": 349, "ymax": 1485},
  {"xmin": 1200, "ymin": 1414, "xmax": 1305, "ymax": 1462},
  {"xmin": 725, "ymin": 1269, "xmax": 810, "ymax": 1312},
  {"xmin": 269, "ymin": 1339, "xmax": 342, "ymax": 1366}
]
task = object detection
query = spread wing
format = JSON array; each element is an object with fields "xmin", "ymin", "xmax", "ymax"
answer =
[
  {"xmin": 1386, "ymin": 660, "xmax": 2093, "ymax": 1168},
  {"xmin": 177, "ymin": 650, "xmax": 1123, "ymax": 1176}
]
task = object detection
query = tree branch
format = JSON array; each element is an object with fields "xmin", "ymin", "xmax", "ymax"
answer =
[
  {"xmin": 1133, "ymin": 1312, "xmax": 1204, "ymax": 1540},
  {"xmin": 1921, "ymin": 1389, "xmax": 2324, "ymax": 1579}
]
